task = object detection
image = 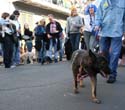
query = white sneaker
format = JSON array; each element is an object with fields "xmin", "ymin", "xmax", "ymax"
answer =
[{"xmin": 11, "ymin": 65, "xmax": 16, "ymax": 68}]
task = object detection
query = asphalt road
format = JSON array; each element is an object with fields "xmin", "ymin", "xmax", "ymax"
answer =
[{"xmin": 0, "ymin": 62, "xmax": 125, "ymax": 110}]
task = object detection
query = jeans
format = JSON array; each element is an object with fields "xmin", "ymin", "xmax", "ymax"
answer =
[
  {"xmin": 26, "ymin": 40, "xmax": 32, "ymax": 52},
  {"xmin": 84, "ymin": 31, "xmax": 96, "ymax": 52},
  {"xmin": 59, "ymin": 37, "xmax": 64, "ymax": 61},
  {"xmin": 0, "ymin": 43, "xmax": 3, "ymax": 56},
  {"xmin": 12, "ymin": 41, "xmax": 20, "ymax": 65},
  {"xmin": 100, "ymin": 37, "xmax": 122, "ymax": 77},
  {"xmin": 39, "ymin": 40, "xmax": 46, "ymax": 62},
  {"xmin": 3, "ymin": 35, "xmax": 13, "ymax": 67},
  {"xmin": 46, "ymin": 38, "xmax": 58, "ymax": 60},
  {"xmin": 70, "ymin": 33, "xmax": 80, "ymax": 52}
]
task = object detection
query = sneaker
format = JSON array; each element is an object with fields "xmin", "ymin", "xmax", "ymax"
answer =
[
  {"xmin": 107, "ymin": 75, "xmax": 116, "ymax": 84},
  {"xmin": 54, "ymin": 59, "xmax": 58, "ymax": 63},
  {"xmin": 10, "ymin": 65, "xmax": 16, "ymax": 68}
]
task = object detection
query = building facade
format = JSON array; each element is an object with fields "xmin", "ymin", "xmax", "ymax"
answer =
[{"xmin": 0, "ymin": 0, "xmax": 97, "ymax": 31}]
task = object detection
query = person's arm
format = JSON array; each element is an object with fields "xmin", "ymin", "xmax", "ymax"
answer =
[
  {"xmin": 94, "ymin": 2, "xmax": 103, "ymax": 31},
  {"xmin": 56, "ymin": 22, "xmax": 63, "ymax": 33},
  {"xmin": 66, "ymin": 17, "xmax": 70, "ymax": 38},
  {"xmin": 123, "ymin": 9, "xmax": 125, "ymax": 38},
  {"xmin": 46, "ymin": 24, "xmax": 52, "ymax": 39}
]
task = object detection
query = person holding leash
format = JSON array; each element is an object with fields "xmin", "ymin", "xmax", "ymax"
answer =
[{"xmin": 95, "ymin": 0, "xmax": 125, "ymax": 83}]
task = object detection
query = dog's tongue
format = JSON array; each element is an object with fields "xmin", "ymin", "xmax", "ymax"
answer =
[{"xmin": 100, "ymin": 70, "xmax": 107, "ymax": 78}]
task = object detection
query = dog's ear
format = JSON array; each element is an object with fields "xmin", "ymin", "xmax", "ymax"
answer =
[{"xmin": 89, "ymin": 49, "xmax": 96, "ymax": 61}]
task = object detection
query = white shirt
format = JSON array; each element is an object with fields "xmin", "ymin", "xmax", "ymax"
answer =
[{"xmin": 83, "ymin": 15, "xmax": 93, "ymax": 32}]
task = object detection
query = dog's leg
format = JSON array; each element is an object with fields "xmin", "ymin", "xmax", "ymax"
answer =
[
  {"xmin": 73, "ymin": 72, "xmax": 79, "ymax": 94},
  {"xmin": 79, "ymin": 79, "xmax": 84, "ymax": 88},
  {"xmin": 29, "ymin": 52, "xmax": 33, "ymax": 64},
  {"xmin": 79, "ymin": 66, "xmax": 85, "ymax": 87},
  {"xmin": 90, "ymin": 76, "xmax": 101, "ymax": 104}
]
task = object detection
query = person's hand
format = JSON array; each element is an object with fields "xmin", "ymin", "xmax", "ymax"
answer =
[
  {"xmin": 17, "ymin": 29, "xmax": 21, "ymax": 33},
  {"xmin": 47, "ymin": 34, "xmax": 52, "ymax": 39},
  {"xmin": 94, "ymin": 26, "xmax": 100, "ymax": 31}
]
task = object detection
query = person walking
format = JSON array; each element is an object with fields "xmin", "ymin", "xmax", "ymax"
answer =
[
  {"xmin": 66, "ymin": 7, "xmax": 83, "ymax": 53},
  {"xmin": 95, "ymin": 0, "xmax": 125, "ymax": 83},
  {"xmin": 83, "ymin": 4, "xmax": 98, "ymax": 52}
]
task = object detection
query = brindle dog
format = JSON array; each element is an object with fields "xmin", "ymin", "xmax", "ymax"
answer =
[{"xmin": 71, "ymin": 49, "xmax": 110, "ymax": 104}]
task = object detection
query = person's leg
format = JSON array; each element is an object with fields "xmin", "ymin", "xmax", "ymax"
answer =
[
  {"xmin": 74, "ymin": 33, "xmax": 80, "ymax": 51},
  {"xmin": 26, "ymin": 41, "xmax": 32, "ymax": 52},
  {"xmin": 99, "ymin": 37, "xmax": 111, "ymax": 62},
  {"xmin": 3, "ymin": 37, "xmax": 11, "ymax": 68},
  {"xmin": 46, "ymin": 39, "xmax": 53, "ymax": 60},
  {"xmin": 15, "ymin": 41, "xmax": 20, "ymax": 65},
  {"xmin": 3, "ymin": 35, "xmax": 13, "ymax": 68},
  {"xmin": 84, "ymin": 31, "xmax": 91, "ymax": 51},
  {"xmin": 90, "ymin": 35, "xmax": 96, "ymax": 52},
  {"xmin": 109, "ymin": 37, "xmax": 122, "ymax": 78},
  {"xmin": 59, "ymin": 38, "xmax": 63, "ymax": 61},
  {"xmin": 70, "ymin": 34, "xmax": 75, "ymax": 52},
  {"xmin": 54, "ymin": 39, "xmax": 59, "ymax": 63},
  {"xmin": 100, "ymin": 37, "xmax": 117, "ymax": 83}
]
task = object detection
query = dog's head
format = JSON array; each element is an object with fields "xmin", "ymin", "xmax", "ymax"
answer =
[{"xmin": 89, "ymin": 50, "xmax": 110, "ymax": 78}]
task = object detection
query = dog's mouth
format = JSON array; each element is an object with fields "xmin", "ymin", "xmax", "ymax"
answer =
[{"xmin": 100, "ymin": 70, "xmax": 108, "ymax": 78}]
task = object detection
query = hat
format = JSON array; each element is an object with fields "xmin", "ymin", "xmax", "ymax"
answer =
[{"xmin": 84, "ymin": 4, "xmax": 97, "ymax": 15}]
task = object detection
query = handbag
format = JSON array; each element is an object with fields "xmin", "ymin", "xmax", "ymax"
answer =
[{"xmin": 22, "ymin": 35, "xmax": 30, "ymax": 40}]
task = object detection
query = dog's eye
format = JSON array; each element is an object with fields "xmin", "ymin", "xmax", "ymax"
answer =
[{"xmin": 101, "ymin": 61, "xmax": 106, "ymax": 65}]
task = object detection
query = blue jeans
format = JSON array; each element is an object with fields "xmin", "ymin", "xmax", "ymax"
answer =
[
  {"xmin": 12, "ymin": 41, "xmax": 20, "ymax": 65},
  {"xmin": 46, "ymin": 38, "xmax": 58, "ymax": 60},
  {"xmin": 39, "ymin": 40, "xmax": 46, "ymax": 62},
  {"xmin": 26, "ymin": 40, "xmax": 32, "ymax": 52},
  {"xmin": 70, "ymin": 33, "xmax": 80, "ymax": 52},
  {"xmin": 100, "ymin": 37, "xmax": 122, "ymax": 77},
  {"xmin": 59, "ymin": 37, "xmax": 64, "ymax": 61}
]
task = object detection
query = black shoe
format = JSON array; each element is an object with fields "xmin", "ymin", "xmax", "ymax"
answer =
[
  {"xmin": 54, "ymin": 59, "xmax": 58, "ymax": 63},
  {"xmin": 41, "ymin": 60, "xmax": 44, "ymax": 65},
  {"xmin": 5, "ymin": 66, "xmax": 10, "ymax": 68},
  {"xmin": 107, "ymin": 75, "xmax": 116, "ymax": 84}
]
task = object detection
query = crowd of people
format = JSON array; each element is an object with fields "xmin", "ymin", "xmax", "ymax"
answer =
[
  {"xmin": 0, "ymin": 0, "xmax": 125, "ymax": 84},
  {"xmin": 0, "ymin": 11, "xmax": 66, "ymax": 67}
]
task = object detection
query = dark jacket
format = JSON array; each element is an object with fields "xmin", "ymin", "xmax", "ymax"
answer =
[
  {"xmin": 46, "ymin": 21, "xmax": 62, "ymax": 37},
  {"xmin": 46, "ymin": 21, "xmax": 63, "ymax": 50},
  {"xmin": 24, "ymin": 28, "xmax": 33, "ymax": 40}
]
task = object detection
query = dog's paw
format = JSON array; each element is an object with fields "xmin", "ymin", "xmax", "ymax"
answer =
[{"xmin": 92, "ymin": 98, "xmax": 101, "ymax": 104}]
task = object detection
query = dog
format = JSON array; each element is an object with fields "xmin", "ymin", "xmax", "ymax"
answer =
[
  {"xmin": 20, "ymin": 52, "xmax": 34, "ymax": 64},
  {"xmin": 71, "ymin": 49, "xmax": 110, "ymax": 104}
]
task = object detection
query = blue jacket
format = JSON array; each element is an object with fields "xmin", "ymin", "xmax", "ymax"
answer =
[
  {"xmin": 35, "ymin": 25, "xmax": 46, "ymax": 37},
  {"xmin": 95, "ymin": 0, "xmax": 125, "ymax": 37}
]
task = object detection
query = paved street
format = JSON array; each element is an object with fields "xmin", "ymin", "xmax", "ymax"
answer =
[{"xmin": 0, "ymin": 61, "xmax": 125, "ymax": 110}]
